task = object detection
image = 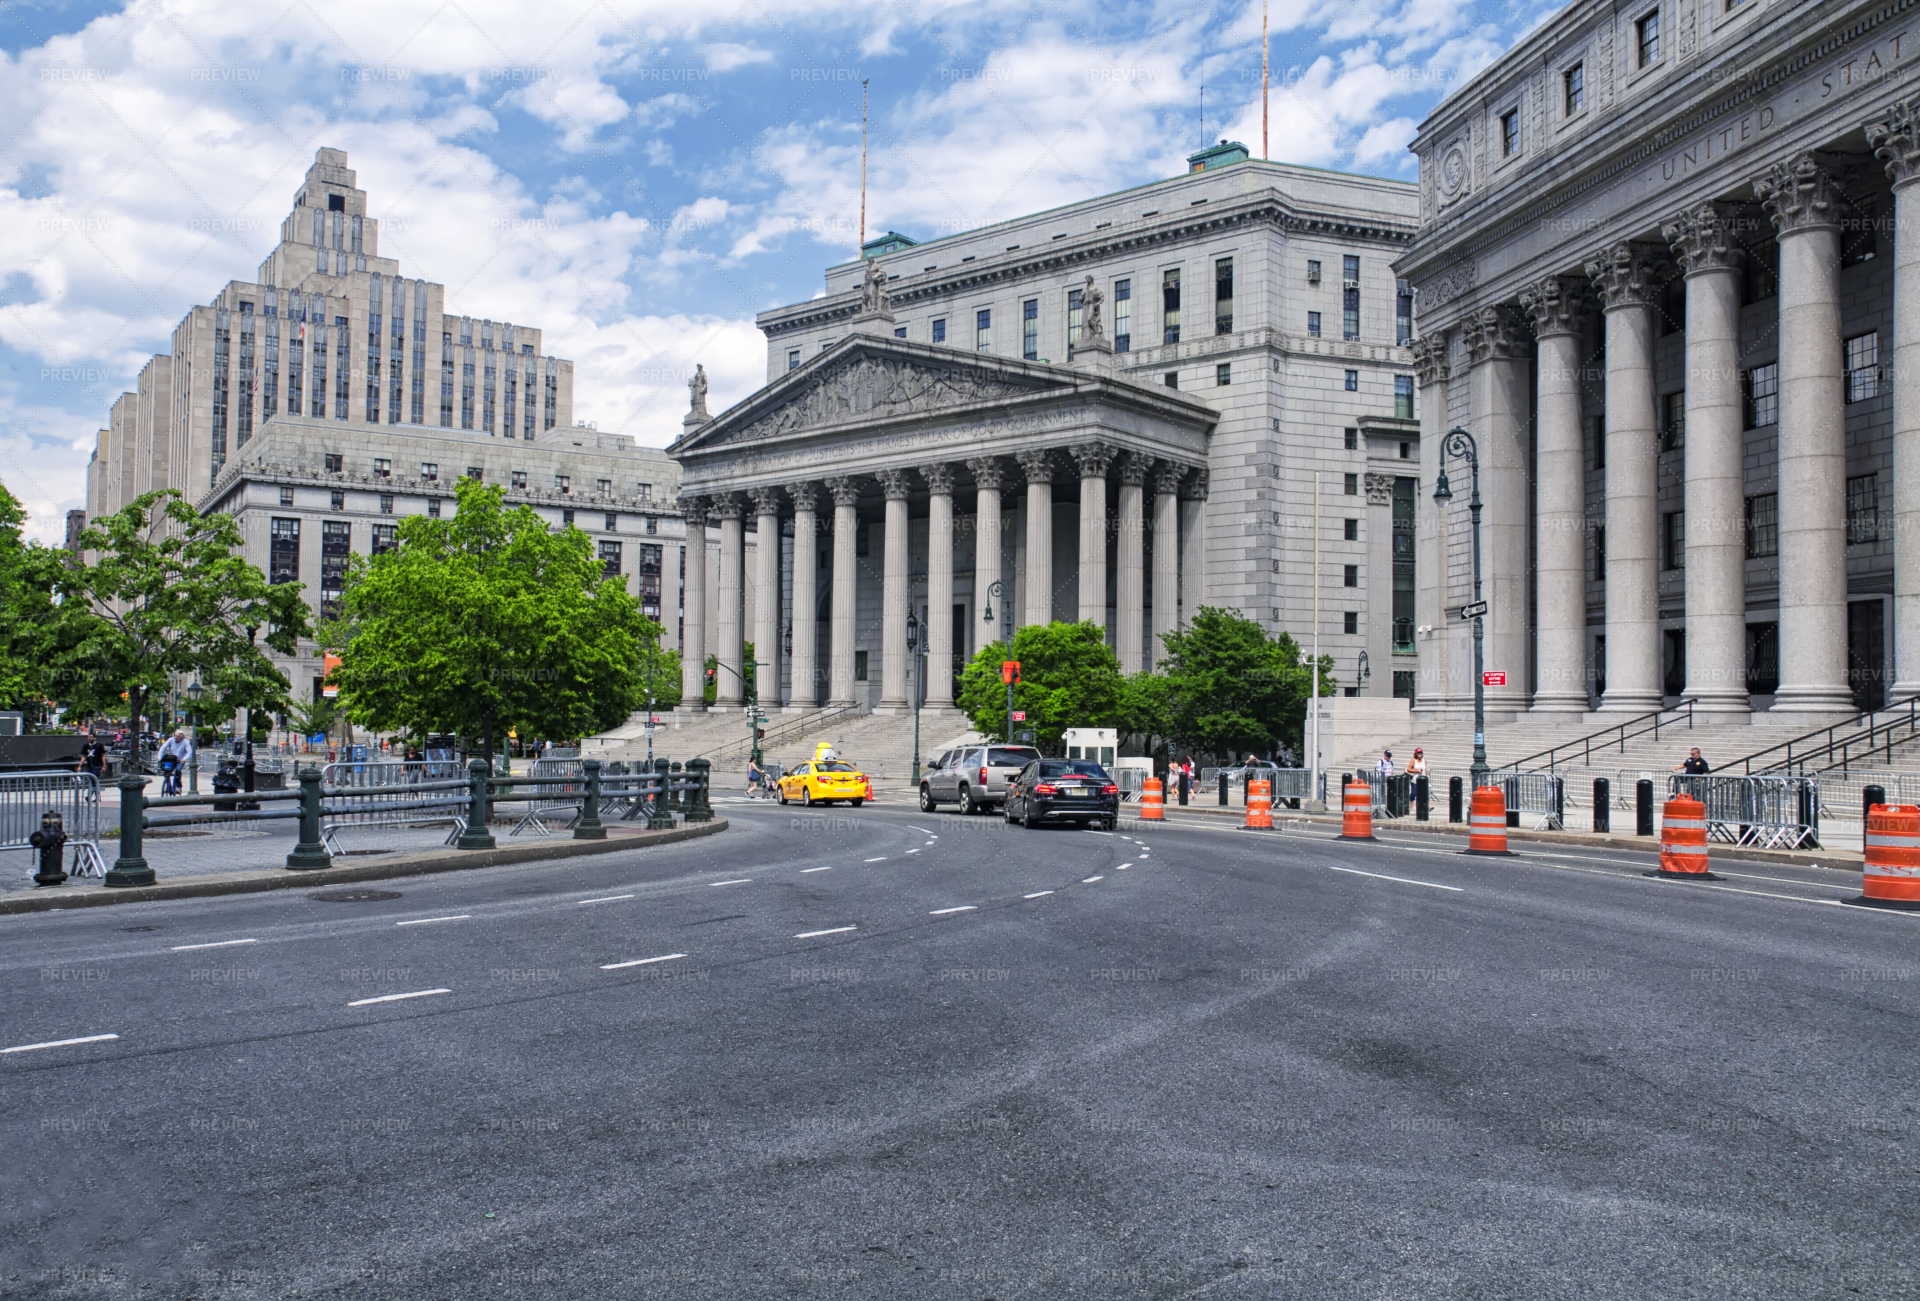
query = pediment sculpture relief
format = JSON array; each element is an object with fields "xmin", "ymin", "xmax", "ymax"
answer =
[{"xmin": 715, "ymin": 353, "xmax": 1058, "ymax": 445}]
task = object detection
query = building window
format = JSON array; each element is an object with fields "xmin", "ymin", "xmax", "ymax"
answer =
[
  {"xmin": 1747, "ymin": 621, "xmax": 1778, "ymax": 695},
  {"xmin": 1847, "ymin": 474, "xmax": 1880, "ymax": 544},
  {"xmin": 279, "ymin": 486, "xmax": 294, "ymax": 507},
  {"xmin": 605, "ymin": 512, "xmax": 617, "ymax": 532},
  {"xmin": 1744, "ymin": 363, "xmax": 1779, "ymax": 428},
  {"xmin": 1307, "ymin": 311, "xmax": 1321, "ymax": 338},
  {"xmin": 511, "ymin": 471, "xmax": 527, "ymax": 490},
  {"xmin": 1343, "ymin": 564, "xmax": 1358, "ymax": 588},
  {"xmin": 1662, "ymin": 391, "xmax": 1686, "ymax": 451},
  {"xmin": 1663, "ymin": 510, "xmax": 1685, "ymax": 570},
  {"xmin": 598, "ymin": 540, "xmax": 622, "ymax": 580},
  {"xmin": 1307, "ymin": 259, "xmax": 1321, "ymax": 283},
  {"xmin": 1400, "ymin": 442, "xmax": 1411, "ymax": 459},
  {"xmin": 1344, "ymin": 518, "xmax": 1358, "ymax": 540},
  {"xmin": 1344, "ymin": 370, "xmax": 1358, "ymax": 392},
  {"xmin": 427, "ymin": 498, "xmax": 440, "ymax": 518},
  {"xmin": 1216, "ymin": 363, "xmax": 1231, "ymax": 386},
  {"xmin": 646, "ymin": 516, "xmax": 657, "ymax": 535},
  {"xmin": 1343, "ymin": 610, "xmax": 1358, "ymax": 634},
  {"xmin": 1342, "ymin": 255, "xmax": 1360, "ymax": 340},
  {"xmin": 638, "ymin": 542, "xmax": 663, "ymax": 617},
  {"xmin": 1067, "ymin": 286, "xmax": 1083, "ymax": 359},
  {"xmin": 373, "ymin": 458, "xmax": 390, "ymax": 478},
  {"xmin": 1564, "ymin": 63, "xmax": 1584, "ymax": 115},
  {"xmin": 636, "ymin": 483, "xmax": 652, "ymax": 501},
  {"xmin": 1846, "ymin": 332, "xmax": 1880, "ymax": 402},
  {"xmin": 1343, "ymin": 472, "xmax": 1358, "ymax": 496},
  {"xmin": 562, "ymin": 509, "xmax": 575, "ymax": 528},
  {"xmin": 1394, "ymin": 375, "xmax": 1414, "ymax": 420},
  {"xmin": 324, "ymin": 453, "xmax": 342, "ymax": 474},
  {"xmin": 467, "ymin": 466, "xmax": 482, "ymax": 481},
  {"xmin": 596, "ymin": 478, "xmax": 612, "ymax": 496},
  {"xmin": 556, "ymin": 475, "xmax": 570, "ymax": 495},
  {"xmin": 1114, "ymin": 280, "xmax": 1131, "ymax": 352},
  {"xmin": 894, "ymin": 326, "xmax": 906, "ymax": 339},
  {"xmin": 371, "ymin": 523, "xmax": 398, "ymax": 555},
  {"xmin": 1214, "ymin": 257, "xmax": 1233, "ymax": 335},
  {"xmin": 1162, "ymin": 267, "xmax": 1181, "ymax": 344},
  {"xmin": 1637, "ymin": 10, "xmax": 1661, "ymax": 66},
  {"xmin": 419, "ymin": 462, "xmax": 437, "ymax": 481},
  {"xmin": 268, "ymin": 517, "xmax": 300, "ymax": 583},
  {"xmin": 1593, "ymin": 525, "xmax": 1607, "ymax": 580},
  {"xmin": 1393, "ymin": 670, "xmax": 1416, "ymax": 699},
  {"xmin": 854, "ymin": 649, "xmax": 869, "ymax": 681},
  {"xmin": 1500, "ymin": 110, "xmax": 1519, "ymax": 157},
  {"xmin": 1392, "ymin": 478, "xmax": 1415, "ymax": 651},
  {"xmin": 975, "ymin": 308, "xmax": 991, "ymax": 352},
  {"xmin": 1344, "ymin": 427, "xmax": 1358, "ymax": 450},
  {"xmin": 787, "ymin": 349, "xmax": 800, "ymax": 371},
  {"xmin": 1396, "ymin": 279, "xmax": 1413, "ymax": 344},
  {"xmin": 932, "ymin": 318, "xmax": 946, "ymax": 345},
  {"xmin": 1164, "ymin": 372, "xmax": 1179, "ymax": 389},
  {"xmin": 319, "ymin": 519, "xmax": 349, "ymax": 619},
  {"xmin": 330, "ymin": 489, "xmax": 344, "ymax": 510},
  {"xmin": 1745, "ymin": 493, "xmax": 1778, "ymax": 557},
  {"xmin": 1022, "ymin": 298, "xmax": 1039, "ymax": 360},
  {"xmin": 379, "ymin": 493, "xmax": 393, "ymax": 515}
]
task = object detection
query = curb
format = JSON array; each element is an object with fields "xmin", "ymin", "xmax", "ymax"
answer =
[
  {"xmin": 1125, "ymin": 805, "xmax": 1864, "ymax": 872},
  {"xmin": 0, "ymin": 818, "xmax": 729, "ymax": 916}
]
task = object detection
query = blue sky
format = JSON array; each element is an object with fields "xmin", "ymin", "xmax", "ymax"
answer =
[{"xmin": 0, "ymin": 0, "xmax": 1556, "ymax": 541}]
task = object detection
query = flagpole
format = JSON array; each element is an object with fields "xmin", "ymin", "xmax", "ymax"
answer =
[
  {"xmin": 1311, "ymin": 471, "xmax": 1321, "ymax": 800},
  {"xmin": 859, "ymin": 78, "xmax": 869, "ymax": 256},
  {"xmin": 1262, "ymin": 0, "xmax": 1270, "ymax": 159}
]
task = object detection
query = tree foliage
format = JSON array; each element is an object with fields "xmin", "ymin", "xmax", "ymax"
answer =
[
  {"xmin": 1155, "ymin": 606, "xmax": 1333, "ymax": 762},
  {"xmin": 0, "ymin": 482, "xmax": 71, "ymax": 720},
  {"xmin": 60, "ymin": 490, "xmax": 310, "ymax": 733},
  {"xmin": 956, "ymin": 621, "xmax": 1125, "ymax": 749},
  {"xmin": 328, "ymin": 479, "xmax": 659, "ymax": 756}
]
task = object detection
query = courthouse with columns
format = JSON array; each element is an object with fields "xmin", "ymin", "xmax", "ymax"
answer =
[{"xmin": 1398, "ymin": 0, "xmax": 1920, "ymax": 725}]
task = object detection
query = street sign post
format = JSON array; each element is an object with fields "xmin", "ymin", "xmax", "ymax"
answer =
[{"xmin": 1458, "ymin": 600, "xmax": 1488, "ymax": 621}]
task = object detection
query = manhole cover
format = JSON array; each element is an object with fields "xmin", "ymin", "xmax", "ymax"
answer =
[
  {"xmin": 309, "ymin": 888, "xmax": 403, "ymax": 903},
  {"xmin": 336, "ymin": 849, "xmax": 393, "ymax": 857},
  {"xmin": 118, "ymin": 925, "xmax": 161, "ymax": 932}
]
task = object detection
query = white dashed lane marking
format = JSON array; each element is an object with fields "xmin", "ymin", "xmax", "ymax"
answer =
[
  {"xmin": 1082, "ymin": 876, "xmax": 1104, "ymax": 883},
  {"xmin": 795, "ymin": 926, "xmax": 858, "ymax": 939},
  {"xmin": 800, "ymin": 867, "xmax": 832, "ymax": 873},
  {"xmin": 1327, "ymin": 866, "xmax": 1463, "ymax": 892},
  {"xmin": 1023, "ymin": 891, "xmax": 1053, "ymax": 899},
  {"xmin": 170, "ymin": 938, "xmax": 257, "ymax": 951},
  {"xmin": 929, "ymin": 906, "xmax": 976, "ymax": 915},
  {"xmin": 709, "ymin": 879, "xmax": 753, "ymax": 887},
  {"xmin": 577, "ymin": 895, "xmax": 634, "ymax": 905},
  {"xmin": 348, "ymin": 989, "xmax": 451, "ymax": 1007},
  {"xmin": 601, "ymin": 953, "xmax": 687, "ymax": 970},
  {"xmin": 2, "ymin": 1034, "xmax": 119, "ymax": 1055},
  {"xmin": 864, "ymin": 858, "xmax": 887, "ymax": 863},
  {"xmin": 396, "ymin": 916, "xmax": 469, "ymax": 927}
]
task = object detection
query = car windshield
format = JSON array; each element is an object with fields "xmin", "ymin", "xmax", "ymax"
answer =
[
  {"xmin": 816, "ymin": 761, "xmax": 857, "ymax": 773},
  {"xmin": 1038, "ymin": 760, "xmax": 1108, "ymax": 778},
  {"xmin": 989, "ymin": 748, "xmax": 1040, "ymax": 766}
]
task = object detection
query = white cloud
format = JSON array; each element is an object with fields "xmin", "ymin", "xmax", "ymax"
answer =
[{"xmin": 701, "ymin": 44, "xmax": 775, "ymax": 73}]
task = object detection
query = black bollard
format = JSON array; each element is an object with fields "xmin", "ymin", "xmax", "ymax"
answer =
[
  {"xmin": 1448, "ymin": 776, "xmax": 1463, "ymax": 824},
  {"xmin": 1178, "ymin": 771, "xmax": 1189, "ymax": 806},
  {"xmin": 1218, "ymin": 773, "xmax": 1228, "ymax": 807},
  {"xmin": 1864, "ymin": 783, "xmax": 1887, "ymax": 833},
  {"xmin": 1415, "ymin": 776, "xmax": 1429, "ymax": 822},
  {"xmin": 1636, "ymin": 779, "xmax": 1655, "ymax": 837},
  {"xmin": 1593, "ymin": 778, "xmax": 1610, "ymax": 834}
]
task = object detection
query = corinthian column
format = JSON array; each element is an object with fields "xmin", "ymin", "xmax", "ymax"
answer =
[
  {"xmin": 1016, "ymin": 449, "xmax": 1055, "ymax": 628},
  {"xmin": 1072, "ymin": 442, "xmax": 1115, "ymax": 629},
  {"xmin": 1180, "ymin": 470, "xmax": 1207, "ymax": 625},
  {"xmin": 967, "ymin": 457, "xmax": 1006, "ymax": 649},
  {"xmin": 1663, "ymin": 202, "xmax": 1752, "ymax": 716},
  {"xmin": 825, "ymin": 475, "xmax": 861, "ymax": 707},
  {"xmin": 1462, "ymin": 303, "xmax": 1535, "ymax": 714},
  {"xmin": 749, "ymin": 486, "xmax": 782, "ymax": 707},
  {"xmin": 1756, "ymin": 152, "xmax": 1853, "ymax": 714},
  {"xmin": 1151, "ymin": 462, "xmax": 1183, "ymax": 663},
  {"xmin": 1115, "ymin": 454, "xmax": 1147, "ymax": 672},
  {"xmin": 711, "ymin": 492, "xmax": 745, "ymax": 708},
  {"xmin": 1409, "ymin": 333, "xmax": 1456, "ymax": 716},
  {"xmin": 786, "ymin": 482, "xmax": 820, "ymax": 709},
  {"xmin": 923, "ymin": 464, "xmax": 956, "ymax": 708},
  {"xmin": 877, "ymin": 468, "xmax": 912, "ymax": 710},
  {"xmin": 1583, "ymin": 244, "xmax": 1665, "ymax": 713},
  {"xmin": 1519, "ymin": 278, "xmax": 1595, "ymax": 714},
  {"xmin": 1871, "ymin": 102, "xmax": 1920, "ymax": 701},
  {"xmin": 679, "ymin": 495, "xmax": 708, "ymax": 709}
]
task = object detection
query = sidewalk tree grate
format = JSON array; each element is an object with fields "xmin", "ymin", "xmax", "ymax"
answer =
[{"xmin": 308, "ymin": 888, "xmax": 404, "ymax": 903}]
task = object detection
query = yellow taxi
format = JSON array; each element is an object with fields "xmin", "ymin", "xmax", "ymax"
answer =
[{"xmin": 776, "ymin": 759, "xmax": 869, "ymax": 807}]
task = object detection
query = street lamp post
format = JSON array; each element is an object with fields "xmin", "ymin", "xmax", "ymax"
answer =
[
  {"xmin": 981, "ymin": 579, "xmax": 1011, "ymax": 741},
  {"xmin": 1432, "ymin": 427, "xmax": 1490, "ymax": 790},
  {"xmin": 907, "ymin": 609, "xmax": 923, "ymax": 784},
  {"xmin": 185, "ymin": 679, "xmax": 204, "ymax": 794}
]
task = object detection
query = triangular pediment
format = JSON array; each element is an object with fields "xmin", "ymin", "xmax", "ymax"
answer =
[{"xmin": 675, "ymin": 338, "xmax": 1074, "ymax": 453}]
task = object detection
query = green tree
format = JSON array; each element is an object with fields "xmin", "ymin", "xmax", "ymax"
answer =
[
  {"xmin": 1157, "ymin": 606, "xmax": 1333, "ymax": 762},
  {"xmin": 60, "ymin": 490, "xmax": 311, "ymax": 737},
  {"xmin": 956, "ymin": 620, "xmax": 1124, "ymax": 750},
  {"xmin": 328, "ymin": 479, "xmax": 659, "ymax": 762},
  {"xmin": 287, "ymin": 696, "xmax": 341, "ymax": 745},
  {"xmin": 0, "ymin": 482, "xmax": 72, "ymax": 722}
]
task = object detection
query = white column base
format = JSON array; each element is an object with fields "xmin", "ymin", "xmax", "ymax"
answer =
[
  {"xmin": 1766, "ymin": 685, "xmax": 1858, "ymax": 716},
  {"xmin": 1686, "ymin": 691, "xmax": 1756, "ymax": 717},
  {"xmin": 1527, "ymin": 694, "xmax": 1588, "ymax": 716}
]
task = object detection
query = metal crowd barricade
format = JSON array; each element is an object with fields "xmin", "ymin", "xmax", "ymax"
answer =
[
  {"xmin": 1668, "ymin": 773, "xmax": 1820, "ymax": 849},
  {"xmin": 1499, "ymin": 771, "xmax": 1565, "ymax": 830},
  {"xmin": 1804, "ymin": 769, "xmax": 1920, "ymax": 821},
  {"xmin": 0, "ymin": 769, "xmax": 107, "ymax": 877},
  {"xmin": 318, "ymin": 760, "xmax": 473, "ymax": 853},
  {"xmin": 512, "ymin": 758, "xmax": 586, "ymax": 836}
]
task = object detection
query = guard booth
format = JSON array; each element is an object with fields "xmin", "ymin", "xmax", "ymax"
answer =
[{"xmin": 1064, "ymin": 728, "xmax": 1117, "ymax": 769}]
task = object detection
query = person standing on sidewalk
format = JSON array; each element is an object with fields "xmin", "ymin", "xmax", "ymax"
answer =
[
  {"xmin": 1376, "ymin": 750, "xmax": 1395, "ymax": 777},
  {"xmin": 1406, "ymin": 749, "xmax": 1427, "ymax": 778}
]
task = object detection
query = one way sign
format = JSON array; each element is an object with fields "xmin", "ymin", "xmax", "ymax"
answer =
[{"xmin": 1458, "ymin": 600, "xmax": 1488, "ymax": 621}]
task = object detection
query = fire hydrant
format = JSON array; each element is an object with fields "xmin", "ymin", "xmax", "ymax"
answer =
[{"xmin": 29, "ymin": 810, "xmax": 68, "ymax": 887}]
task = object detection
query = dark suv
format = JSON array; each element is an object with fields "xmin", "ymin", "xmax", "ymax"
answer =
[{"xmin": 1004, "ymin": 759, "xmax": 1119, "ymax": 830}]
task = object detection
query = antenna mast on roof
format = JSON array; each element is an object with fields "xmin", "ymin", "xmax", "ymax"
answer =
[
  {"xmin": 859, "ymin": 78, "xmax": 869, "ymax": 257},
  {"xmin": 1262, "ymin": 0, "xmax": 1270, "ymax": 159}
]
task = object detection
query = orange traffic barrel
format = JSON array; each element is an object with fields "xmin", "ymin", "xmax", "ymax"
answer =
[
  {"xmin": 1656, "ymin": 794, "xmax": 1718, "ymax": 879},
  {"xmin": 1853, "ymin": 803, "xmax": 1920, "ymax": 910},
  {"xmin": 1243, "ymin": 778, "xmax": 1273, "ymax": 829},
  {"xmin": 1337, "ymin": 779, "xmax": 1374, "ymax": 841},
  {"xmin": 1139, "ymin": 777, "xmax": 1165, "ymax": 820},
  {"xmin": 1465, "ymin": 786, "xmax": 1513, "ymax": 855}
]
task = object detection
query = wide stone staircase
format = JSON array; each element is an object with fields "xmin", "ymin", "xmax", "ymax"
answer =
[{"xmin": 590, "ymin": 706, "xmax": 980, "ymax": 783}]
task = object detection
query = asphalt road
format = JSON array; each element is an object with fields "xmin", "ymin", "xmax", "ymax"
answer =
[{"xmin": 3, "ymin": 798, "xmax": 1917, "ymax": 1299}]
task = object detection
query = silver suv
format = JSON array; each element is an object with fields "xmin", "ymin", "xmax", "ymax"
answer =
[{"xmin": 920, "ymin": 744, "xmax": 1042, "ymax": 814}]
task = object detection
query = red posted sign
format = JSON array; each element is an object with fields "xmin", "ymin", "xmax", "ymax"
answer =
[
  {"xmin": 1483, "ymin": 671, "xmax": 1507, "ymax": 687},
  {"xmin": 1011, "ymin": 711, "xmax": 1026, "ymax": 721},
  {"xmin": 1002, "ymin": 660, "xmax": 1021, "ymax": 684}
]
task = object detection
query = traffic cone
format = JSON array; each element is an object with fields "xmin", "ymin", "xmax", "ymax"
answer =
[{"xmin": 863, "ymin": 776, "xmax": 877, "ymax": 803}]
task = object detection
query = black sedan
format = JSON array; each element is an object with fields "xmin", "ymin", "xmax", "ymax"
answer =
[{"xmin": 1003, "ymin": 759, "xmax": 1119, "ymax": 830}]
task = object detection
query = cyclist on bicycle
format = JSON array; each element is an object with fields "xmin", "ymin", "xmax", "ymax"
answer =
[{"xmin": 158, "ymin": 728, "xmax": 193, "ymax": 796}]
